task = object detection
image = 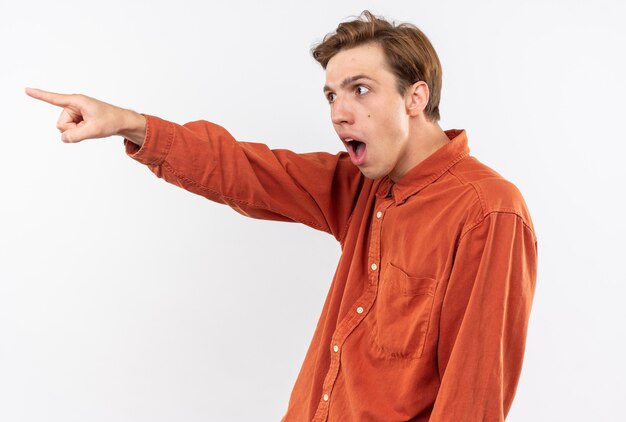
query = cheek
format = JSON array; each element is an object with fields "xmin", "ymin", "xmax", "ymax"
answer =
[
  {"xmin": 383, "ymin": 99, "xmax": 408, "ymax": 128},
  {"xmin": 383, "ymin": 110, "xmax": 409, "ymax": 141}
]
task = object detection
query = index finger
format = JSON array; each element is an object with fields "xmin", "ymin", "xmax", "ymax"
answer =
[{"xmin": 25, "ymin": 88, "xmax": 73, "ymax": 107}]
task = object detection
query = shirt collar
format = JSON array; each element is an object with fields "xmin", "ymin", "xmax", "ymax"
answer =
[{"xmin": 376, "ymin": 129, "xmax": 470, "ymax": 204}]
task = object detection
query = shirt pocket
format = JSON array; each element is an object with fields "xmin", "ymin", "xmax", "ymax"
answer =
[{"xmin": 372, "ymin": 262, "xmax": 437, "ymax": 360}]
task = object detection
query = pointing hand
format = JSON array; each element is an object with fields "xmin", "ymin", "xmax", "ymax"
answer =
[{"xmin": 25, "ymin": 88, "xmax": 146, "ymax": 146}]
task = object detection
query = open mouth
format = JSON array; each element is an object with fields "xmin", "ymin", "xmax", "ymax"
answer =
[
  {"xmin": 347, "ymin": 139, "xmax": 365, "ymax": 156},
  {"xmin": 344, "ymin": 138, "xmax": 367, "ymax": 166}
]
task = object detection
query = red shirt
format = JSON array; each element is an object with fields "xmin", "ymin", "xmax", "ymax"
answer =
[{"xmin": 125, "ymin": 115, "xmax": 537, "ymax": 421}]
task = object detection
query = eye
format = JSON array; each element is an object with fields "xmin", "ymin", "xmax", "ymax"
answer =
[
  {"xmin": 326, "ymin": 92, "xmax": 337, "ymax": 103},
  {"xmin": 355, "ymin": 85, "xmax": 369, "ymax": 95}
]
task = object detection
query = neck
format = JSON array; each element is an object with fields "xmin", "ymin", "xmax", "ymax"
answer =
[{"xmin": 389, "ymin": 118, "xmax": 450, "ymax": 182}]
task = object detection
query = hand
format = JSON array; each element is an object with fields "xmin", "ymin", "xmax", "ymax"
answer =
[{"xmin": 25, "ymin": 88, "xmax": 146, "ymax": 145}]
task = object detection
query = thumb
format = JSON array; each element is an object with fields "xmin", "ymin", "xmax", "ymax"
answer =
[{"xmin": 61, "ymin": 123, "xmax": 93, "ymax": 143}]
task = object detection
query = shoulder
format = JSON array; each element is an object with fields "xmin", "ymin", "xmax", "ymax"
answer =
[{"xmin": 449, "ymin": 156, "xmax": 535, "ymax": 232}]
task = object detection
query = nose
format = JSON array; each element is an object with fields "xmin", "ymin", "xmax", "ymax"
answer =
[{"xmin": 331, "ymin": 96, "xmax": 354, "ymax": 126}]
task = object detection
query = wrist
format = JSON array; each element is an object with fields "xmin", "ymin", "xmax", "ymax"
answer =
[{"xmin": 119, "ymin": 110, "xmax": 147, "ymax": 146}]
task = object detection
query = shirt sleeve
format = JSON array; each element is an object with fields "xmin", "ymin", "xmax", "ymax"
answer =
[
  {"xmin": 430, "ymin": 210, "xmax": 538, "ymax": 421},
  {"xmin": 124, "ymin": 114, "xmax": 364, "ymax": 241}
]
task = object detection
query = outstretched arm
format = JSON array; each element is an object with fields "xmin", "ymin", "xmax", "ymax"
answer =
[
  {"xmin": 25, "ymin": 88, "xmax": 146, "ymax": 146},
  {"xmin": 26, "ymin": 88, "xmax": 365, "ymax": 240}
]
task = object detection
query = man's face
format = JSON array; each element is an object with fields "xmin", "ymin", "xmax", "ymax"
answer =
[{"xmin": 324, "ymin": 43, "xmax": 413, "ymax": 180}]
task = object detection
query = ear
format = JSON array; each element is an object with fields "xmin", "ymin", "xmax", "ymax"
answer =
[{"xmin": 405, "ymin": 81, "xmax": 430, "ymax": 117}]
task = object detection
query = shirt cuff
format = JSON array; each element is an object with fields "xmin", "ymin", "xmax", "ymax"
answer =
[{"xmin": 124, "ymin": 114, "xmax": 175, "ymax": 166}]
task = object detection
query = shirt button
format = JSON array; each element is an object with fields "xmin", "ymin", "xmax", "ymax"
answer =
[
  {"xmin": 333, "ymin": 345, "xmax": 339, "ymax": 353},
  {"xmin": 356, "ymin": 306, "xmax": 364, "ymax": 314},
  {"xmin": 371, "ymin": 263, "xmax": 378, "ymax": 271},
  {"xmin": 376, "ymin": 211, "xmax": 383, "ymax": 219},
  {"xmin": 323, "ymin": 394, "xmax": 329, "ymax": 401}
]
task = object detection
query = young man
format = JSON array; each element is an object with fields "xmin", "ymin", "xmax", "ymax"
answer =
[{"xmin": 27, "ymin": 11, "xmax": 537, "ymax": 422}]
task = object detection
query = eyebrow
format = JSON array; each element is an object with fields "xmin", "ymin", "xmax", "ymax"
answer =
[{"xmin": 323, "ymin": 74, "xmax": 377, "ymax": 93}]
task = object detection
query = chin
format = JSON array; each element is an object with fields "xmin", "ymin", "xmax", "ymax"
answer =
[{"xmin": 358, "ymin": 167, "xmax": 388, "ymax": 180}]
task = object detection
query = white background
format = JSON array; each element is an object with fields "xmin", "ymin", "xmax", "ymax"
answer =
[{"xmin": 1, "ymin": 0, "xmax": 625, "ymax": 420}]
